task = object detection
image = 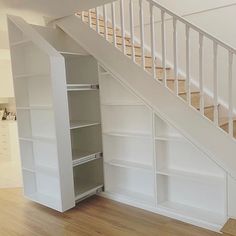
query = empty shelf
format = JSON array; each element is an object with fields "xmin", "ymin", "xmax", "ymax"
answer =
[
  {"xmin": 19, "ymin": 136, "xmax": 56, "ymax": 143},
  {"xmin": 155, "ymin": 135, "xmax": 184, "ymax": 141},
  {"xmin": 70, "ymin": 121, "xmax": 100, "ymax": 129},
  {"xmin": 105, "ymin": 159, "xmax": 152, "ymax": 171},
  {"xmin": 156, "ymin": 168, "xmax": 224, "ymax": 183},
  {"xmin": 60, "ymin": 51, "xmax": 88, "ymax": 56},
  {"xmin": 14, "ymin": 73, "xmax": 49, "ymax": 79},
  {"xmin": 158, "ymin": 201, "xmax": 226, "ymax": 227},
  {"xmin": 106, "ymin": 187, "xmax": 155, "ymax": 206},
  {"xmin": 72, "ymin": 150, "xmax": 102, "ymax": 166},
  {"xmin": 75, "ymin": 184, "xmax": 103, "ymax": 202},
  {"xmin": 67, "ymin": 84, "xmax": 99, "ymax": 91},
  {"xmin": 103, "ymin": 131, "xmax": 151, "ymax": 139}
]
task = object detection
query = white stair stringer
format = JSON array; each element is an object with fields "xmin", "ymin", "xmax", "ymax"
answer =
[{"xmin": 57, "ymin": 15, "xmax": 236, "ymax": 179}]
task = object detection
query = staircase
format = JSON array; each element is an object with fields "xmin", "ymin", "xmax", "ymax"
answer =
[
  {"xmin": 53, "ymin": 0, "xmax": 236, "ymax": 232},
  {"xmin": 76, "ymin": 4, "xmax": 236, "ymax": 139}
]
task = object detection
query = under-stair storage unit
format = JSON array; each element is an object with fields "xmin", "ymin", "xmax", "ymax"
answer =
[
  {"xmin": 8, "ymin": 15, "xmax": 103, "ymax": 211},
  {"xmin": 98, "ymin": 64, "xmax": 228, "ymax": 231},
  {"xmin": 99, "ymin": 65, "xmax": 156, "ymax": 207}
]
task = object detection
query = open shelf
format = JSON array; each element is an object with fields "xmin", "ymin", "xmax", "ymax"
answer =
[
  {"xmin": 17, "ymin": 109, "xmax": 56, "ymax": 140},
  {"xmin": 155, "ymin": 139, "xmax": 225, "ymax": 177},
  {"xmin": 22, "ymin": 169, "xmax": 61, "ymax": 209},
  {"xmin": 158, "ymin": 200, "xmax": 226, "ymax": 227},
  {"xmin": 102, "ymin": 105, "xmax": 152, "ymax": 135},
  {"xmin": 72, "ymin": 150, "xmax": 102, "ymax": 166},
  {"xmin": 156, "ymin": 168, "xmax": 224, "ymax": 183},
  {"xmin": 68, "ymin": 90, "xmax": 101, "ymax": 124},
  {"xmin": 67, "ymin": 84, "xmax": 99, "ymax": 91},
  {"xmin": 103, "ymin": 133, "xmax": 153, "ymax": 167},
  {"xmin": 70, "ymin": 120, "xmax": 100, "ymax": 130},
  {"xmin": 71, "ymin": 125, "xmax": 102, "ymax": 162},
  {"xmin": 103, "ymin": 131, "xmax": 151, "ymax": 139},
  {"xmin": 104, "ymin": 164, "xmax": 155, "ymax": 206},
  {"xmin": 14, "ymin": 73, "xmax": 49, "ymax": 79},
  {"xmin": 105, "ymin": 159, "xmax": 152, "ymax": 171},
  {"xmin": 63, "ymin": 54, "xmax": 98, "ymax": 84},
  {"xmin": 11, "ymin": 40, "xmax": 50, "ymax": 76},
  {"xmin": 74, "ymin": 158, "xmax": 104, "ymax": 200},
  {"xmin": 156, "ymin": 174, "xmax": 226, "ymax": 223},
  {"xmin": 14, "ymin": 74, "xmax": 53, "ymax": 108},
  {"xmin": 75, "ymin": 185, "xmax": 103, "ymax": 201}
]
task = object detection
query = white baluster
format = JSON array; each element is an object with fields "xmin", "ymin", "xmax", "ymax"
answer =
[
  {"xmin": 150, "ymin": 3, "xmax": 156, "ymax": 78},
  {"xmin": 96, "ymin": 7, "xmax": 99, "ymax": 33},
  {"xmin": 111, "ymin": 2, "xmax": 117, "ymax": 47},
  {"xmin": 161, "ymin": 10, "xmax": 167, "ymax": 86},
  {"xmin": 199, "ymin": 33, "xmax": 204, "ymax": 114},
  {"xmin": 173, "ymin": 18, "xmax": 178, "ymax": 94},
  {"xmin": 103, "ymin": 5, "xmax": 108, "ymax": 40},
  {"xmin": 120, "ymin": 0, "xmax": 126, "ymax": 54},
  {"xmin": 81, "ymin": 11, "xmax": 85, "ymax": 22},
  {"xmin": 139, "ymin": 0, "xmax": 145, "ymax": 69},
  {"xmin": 228, "ymin": 51, "xmax": 233, "ymax": 137},
  {"xmin": 185, "ymin": 25, "xmax": 191, "ymax": 105},
  {"xmin": 213, "ymin": 42, "xmax": 218, "ymax": 125},
  {"xmin": 129, "ymin": 0, "xmax": 135, "ymax": 62}
]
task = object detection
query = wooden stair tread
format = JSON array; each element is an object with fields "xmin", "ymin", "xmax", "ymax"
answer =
[{"xmin": 221, "ymin": 218, "xmax": 236, "ymax": 236}]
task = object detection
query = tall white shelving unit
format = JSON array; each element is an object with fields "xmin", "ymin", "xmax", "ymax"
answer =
[
  {"xmin": 98, "ymin": 64, "xmax": 228, "ymax": 231},
  {"xmin": 8, "ymin": 15, "xmax": 103, "ymax": 211}
]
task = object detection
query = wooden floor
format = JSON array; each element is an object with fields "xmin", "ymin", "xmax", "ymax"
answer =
[{"xmin": 0, "ymin": 188, "xmax": 220, "ymax": 236}]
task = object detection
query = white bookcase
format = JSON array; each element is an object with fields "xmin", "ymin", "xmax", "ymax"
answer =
[
  {"xmin": 8, "ymin": 15, "xmax": 103, "ymax": 211},
  {"xmin": 98, "ymin": 64, "xmax": 228, "ymax": 230}
]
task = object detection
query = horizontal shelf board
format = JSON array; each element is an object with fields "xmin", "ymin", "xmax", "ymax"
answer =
[
  {"xmin": 16, "ymin": 105, "xmax": 53, "ymax": 110},
  {"xmin": 101, "ymin": 101, "xmax": 144, "ymax": 106},
  {"xmin": 22, "ymin": 165, "xmax": 58, "ymax": 176},
  {"xmin": 103, "ymin": 131, "xmax": 152, "ymax": 139},
  {"xmin": 14, "ymin": 73, "xmax": 50, "ymax": 79},
  {"xmin": 105, "ymin": 159, "xmax": 152, "ymax": 171},
  {"xmin": 72, "ymin": 150, "xmax": 102, "ymax": 166},
  {"xmin": 106, "ymin": 187, "xmax": 155, "ymax": 206},
  {"xmin": 10, "ymin": 39, "xmax": 31, "ymax": 47},
  {"xmin": 19, "ymin": 136, "xmax": 56, "ymax": 143},
  {"xmin": 75, "ymin": 182, "xmax": 103, "ymax": 200},
  {"xmin": 75, "ymin": 184, "xmax": 103, "ymax": 202},
  {"xmin": 60, "ymin": 51, "xmax": 88, "ymax": 56},
  {"xmin": 155, "ymin": 135, "xmax": 184, "ymax": 141},
  {"xmin": 156, "ymin": 168, "xmax": 225, "ymax": 183},
  {"xmin": 26, "ymin": 192, "xmax": 61, "ymax": 211},
  {"xmin": 67, "ymin": 84, "xmax": 99, "ymax": 91},
  {"xmin": 158, "ymin": 201, "xmax": 226, "ymax": 226},
  {"xmin": 70, "ymin": 120, "xmax": 100, "ymax": 129}
]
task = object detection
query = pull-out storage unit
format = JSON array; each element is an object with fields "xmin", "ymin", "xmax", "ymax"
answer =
[{"xmin": 8, "ymin": 15, "xmax": 103, "ymax": 211}]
